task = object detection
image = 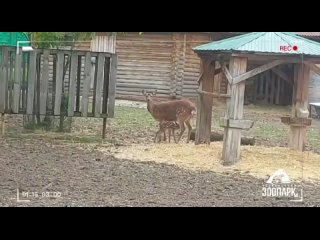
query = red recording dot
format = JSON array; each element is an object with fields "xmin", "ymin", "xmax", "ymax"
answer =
[{"xmin": 293, "ymin": 46, "xmax": 298, "ymax": 51}]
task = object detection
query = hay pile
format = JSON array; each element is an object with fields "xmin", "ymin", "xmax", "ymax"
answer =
[{"xmin": 100, "ymin": 143, "xmax": 320, "ymax": 182}]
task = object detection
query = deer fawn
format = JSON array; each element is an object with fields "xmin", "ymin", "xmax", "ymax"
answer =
[
  {"xmin": 142, "ymin": 90, "xmax": 196, "ymax": 143},
  {"xmin": 155, "ymin": 121, "xmax": 180, "ymax": 143}
]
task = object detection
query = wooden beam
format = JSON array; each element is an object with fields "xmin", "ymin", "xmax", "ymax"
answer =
[
  {"xmin": 219, "ymin": 118, "xmax": 254, "ymax": 130},
  {"xmin": 197, "ymin": 89, "xmax": 230, "ymax": 98},
  {"xmin": 289, "ymin": 63, "xmax": 310, "ymax": 151},
  {"xmin": 271, "ymin": 67, "xmax": 292, "ymax": 85},
  {"xmin": 305, "ymin": 62, "xmax": 320, "ymax": 76},
  {"xmin": 222, "ymin": 57, "xmax": 248, "ymax": 165},
  {"xmin": 281, "ymin": 117, "xmax": 312, "ymax": 127},
  {"xmin": 233, "ymin": 60, "xmax": 286, "ymax": 85},
  {"xmin": 231, "ymin": 53, "xmax": 309, "ymax": 63},
  {"xmin": 218, "ymin": 61, "xmax": 232, "ymax": 85},
  {"xmin": 195, "ymin": 58, "xmax": 215, "ymax": 145},
  {"xmin": 197, "ymin": 59, "xmax": 219, "ymax": 83}
]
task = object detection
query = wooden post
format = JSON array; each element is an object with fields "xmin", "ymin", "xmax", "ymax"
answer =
[
  {"xmin": 289, "ymin": 63, "xmax": 310, "ymax": 151},
  {"xmin": 195, "ymin": 57, "xmax": 215, "ymax": 145},
  {"xmin": 222, "ymin": 57, "xmax": 248, "ymax": 165},
  {"xmin": 0, "ymin": 113, "xmax": 5, "ymax": 136}
]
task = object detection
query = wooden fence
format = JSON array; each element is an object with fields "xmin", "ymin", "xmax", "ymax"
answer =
[{"xmin": 0, "ymin": 46, "xmax": 117, "ymax": 118}]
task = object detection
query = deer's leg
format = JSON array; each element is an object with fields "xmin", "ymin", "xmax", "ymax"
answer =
[
  {"xmin": 177, "ymin": 118, "xmax": 186, "ymax": 143},
  {"xmin": 172, "ymin": 129, "xmax": 178, "ymax": 144},
  {"xmin": 154, "ymin": 129, "xmax": 162, "ymax": 143},
  {"xmin": 185, "ymin": 116, "xmax": 192, "ymax": 143}
]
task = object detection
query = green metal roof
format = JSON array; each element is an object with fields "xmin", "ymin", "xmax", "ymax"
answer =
[
  {"xmin": 0, "ymin": 32, "xmax": 30, "ymax": 47},
  {"xmin": 193, "ymin": 32, "xmax": 320, "ymax": 56}
]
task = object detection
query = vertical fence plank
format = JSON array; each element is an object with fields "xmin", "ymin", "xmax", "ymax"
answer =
[
  {"xmin": 26, "ymin": 51, "xmax": 37, "ymax": 115},
  {"xmin": 0, "ymin": 47, "xmax": 9, "ymax": 113},
  {"xmin": 94, "ymin": 53, "xmax": 105, "ymax": 117},
  {"xmin": 81, "ymin": 52, "xmax": 92, "ymax": 117},
  {"xmin": 68, "ymin": 52, "xmax": 78, "ymax": 116},
  {"xmin": 54, "ymin": 52, "xmax": 64, "ymax": 115},
  {"xmin": 12, "ymin": 52, "xmax": 22, "ymax": 113},
  {"xmin": 107, "ymin": 54, "xmax": 117, "ymax": 118},
  {"xmin": 40, "ymin": 50, "xmax": 50, "ymax": 115}
]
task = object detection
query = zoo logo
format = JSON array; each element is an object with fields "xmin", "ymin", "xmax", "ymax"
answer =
[{"xmin": 262, "ymin": 169, "xmax": 303, "ymax": 202}]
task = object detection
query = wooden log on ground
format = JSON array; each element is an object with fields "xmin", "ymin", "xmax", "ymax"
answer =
[{"xmin": 190, "ymin": 130, "xmax": 255, "ymax": 146}]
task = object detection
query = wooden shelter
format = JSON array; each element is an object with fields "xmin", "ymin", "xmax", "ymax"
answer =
[{"xmin": 193, "ymin": 32, "xmax": 320, "ymax": 165}]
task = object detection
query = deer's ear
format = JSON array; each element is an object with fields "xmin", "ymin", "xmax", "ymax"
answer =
[
  {"xmin": 142, "ymin": 90, "xmax": 146, "ymax": 95},
  {"xmin": 153, "ymin": 90, "xmax": 157, "ymax": 96}
]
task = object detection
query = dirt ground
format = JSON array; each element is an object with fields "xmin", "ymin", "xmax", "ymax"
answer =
[
  {"xmin": 1, "ymin": 100, "xmax": 320, "ymax": 207},
  {"xmin": 1, "ymin": 137, "xmax": 320, "ymax": 207}
]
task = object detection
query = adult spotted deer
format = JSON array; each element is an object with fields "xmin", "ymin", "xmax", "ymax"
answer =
[{"xmin": 142, "ymin": 90, "xmax": 196, "ymax": 143}]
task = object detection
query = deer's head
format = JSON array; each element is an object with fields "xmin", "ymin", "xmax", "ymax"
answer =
[{"xmin": 142, "ymin": 90, "xmax": 157, "ymax": 103}]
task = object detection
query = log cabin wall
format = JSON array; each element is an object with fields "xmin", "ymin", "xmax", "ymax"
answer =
[{"xmin": 78, "ymin": 32, "xmax": 230, "ymax": 101}]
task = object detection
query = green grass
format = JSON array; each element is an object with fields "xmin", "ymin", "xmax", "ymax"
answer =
[
  {"xmin": 112, "ymin": 106, "xmax": 155, "ymax": 130},
  {"xmin": 4, "ymin": 104, "xmax": 320, "ymax": 153}
]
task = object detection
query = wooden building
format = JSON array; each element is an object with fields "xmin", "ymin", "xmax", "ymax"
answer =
[
  {"xmin": 78, "ymin": 32, "xmax": 320, "ymax": 104},
  {"xmin": 77, "ymin": 32, "xmax": 241, "ymax": 101}
]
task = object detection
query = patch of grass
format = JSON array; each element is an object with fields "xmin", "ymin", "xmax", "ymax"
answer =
[
  {"xmin": 251, "ymin": 122, "xmax": 288, "ymax": 143},
  {"xmin": 112, "ymin": 106, "xmax": 155, "ymax": 129},
  {"xmin": 308, "ymin": 127, "xmax": 320, "ymax": 151},
  {"xmin": 4, "ymin": 104, "xmax": 320, "ymax": 153},
  {"xmin": 6, "ymin": 130, "xmax": 104, "ymax": 144}
]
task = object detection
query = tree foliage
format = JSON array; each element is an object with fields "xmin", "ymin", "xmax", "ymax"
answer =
[
  {"xmin": 28, "ymin": 32, "xmax": 143, "ymax": 49},
  {"xmin": 28, "ymin": 32, "xmax": 95, "ymax": 49}
]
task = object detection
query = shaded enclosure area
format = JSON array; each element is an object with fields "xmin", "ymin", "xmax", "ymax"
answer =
[{"xmin": 1, "ymin": 137, "xmax": 320, "ymax": 207}]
